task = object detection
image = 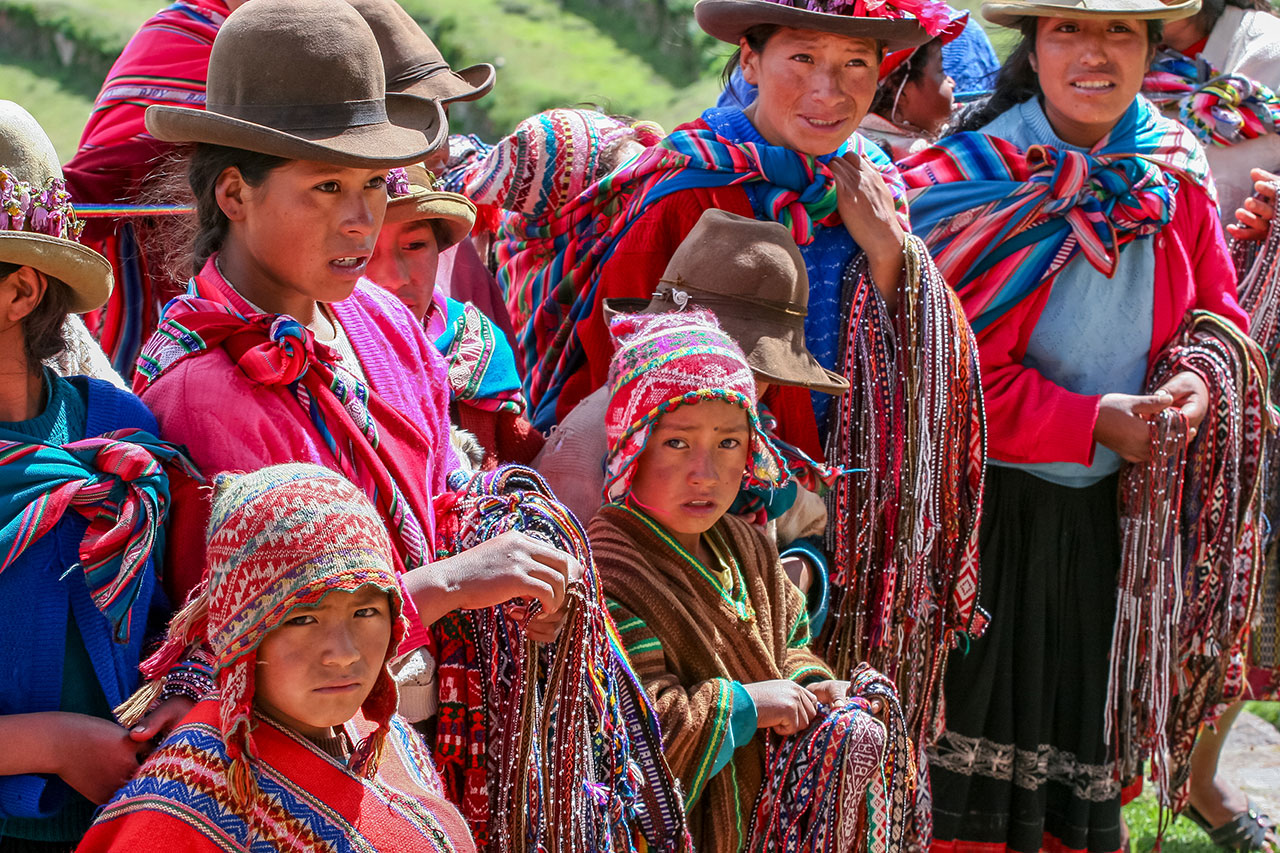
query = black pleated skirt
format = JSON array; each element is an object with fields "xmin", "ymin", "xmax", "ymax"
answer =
[{"xmin": 930, "ymin": 466, "xmax": 1124, "ymax": 853}]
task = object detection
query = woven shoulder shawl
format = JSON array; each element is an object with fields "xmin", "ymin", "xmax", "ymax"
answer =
[{"xmin": 79, "ymin": 699, "xmax": 473, "ymax": 852}]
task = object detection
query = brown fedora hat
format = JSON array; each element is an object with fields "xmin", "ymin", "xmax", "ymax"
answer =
[
  {"xmin": 350, "ymin": 0, "xmax": 497, "ymax": 105},
  {"xmin": 981, "ymin": 0, "xmax": 1199, "ymax": 26},
  {"xmin": 695, "ymin": 0, "xmax": 930, "ymax": 52},
  {"xmin": 0, "ymin": 101, "xmax": 111, "ymax": 313},
  {"xmin": 146, "ymin": 0, "xmax": 445, "ymax": 168},
  {"xmin": 603, "ymin": 209, "xmax": 849, "ymax": 395},
  {"xmin": 385, "ymin": 164, "xmax": 476, "ymax": 250}
]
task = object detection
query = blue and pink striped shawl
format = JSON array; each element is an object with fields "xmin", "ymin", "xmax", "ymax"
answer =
[
  {"xmin": 899, "ymin": 97, "xmax": 1211, "ymax": 334},
  {"xmin": 497, "ymin": 112, "xmax": 909, "ymax": 430}
]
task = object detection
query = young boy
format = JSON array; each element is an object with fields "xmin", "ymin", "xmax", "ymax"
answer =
[
  {"xmin": 77, "ymin": 464, "xmax": 476, "ymax": 852},
  {"xmin": 590, "ymin": 310, "xmax": 894, "ymax": 853}
]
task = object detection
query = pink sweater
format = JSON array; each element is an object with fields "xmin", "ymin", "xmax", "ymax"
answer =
[{"xmin": 141, "ymin": 272, "xmax": 454, "ymax": 637}]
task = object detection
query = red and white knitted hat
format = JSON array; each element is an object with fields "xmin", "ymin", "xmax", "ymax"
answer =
[{"xmin": 603, "ymin": 309, "xmax": 787, "ymax": 501}]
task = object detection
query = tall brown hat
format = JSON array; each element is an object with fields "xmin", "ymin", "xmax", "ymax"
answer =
[
  {"xmin": 145, "ymin": 0, "xmax": 445, "ymax": 167},
  {"xmin": 350, "ymin": 0, "xmax": 496, "ymax": 104},
  {"xmin": 603, "ymin": 209, "xmax": 849, "ymax": 395},
  {"xmin": 0, "ymin": 101, "xmax": 111, "ymax": 313},
  {"xmin": 385, "ymin": 164, "xmax": 476, "ymax": 250},
  {"xmin": 695, "ymin": 0, "xmax": 930, "ymax": 53}
]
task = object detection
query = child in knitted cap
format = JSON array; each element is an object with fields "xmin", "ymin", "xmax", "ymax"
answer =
[
  {"xmin": 590, "ymin": 310, "xmax": 899, "ymax": 853},
  {"xmin": 79, "ymin": 463, "xmax": 475, "ymax": 852}
]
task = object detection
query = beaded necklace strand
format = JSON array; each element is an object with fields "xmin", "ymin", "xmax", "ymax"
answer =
[{"xmin": 820, "ymin": 235, "xmax": 986, "ymax": 845}]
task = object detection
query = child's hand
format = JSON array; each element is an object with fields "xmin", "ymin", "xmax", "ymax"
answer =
[
  {"xmin": 52, "ymin": 713, "xmax": 147, "ymax": 804},
  {"xmin": 743, "ymin": 679, "xmax": 819, "ymax": 736},
  {"xmin": 806, "ymin": 680, "xmax": 851, "ymax": 707},
  {"xmin": 1227, "ymin": 169, "xmax": 1278, "ymax": 242},
  {"xmin": 127, "ymin": 696, "xmax": 195, "ymax": 757}
]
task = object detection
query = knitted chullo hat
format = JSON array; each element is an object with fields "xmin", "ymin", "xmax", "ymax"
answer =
[
  {"xmin": 141, "ymin": 463, "xmax": 406, "ymax": 808},
  {"xmin": 463, "ymin": 108, "xmax": 663, "ymax": 222},
  {"xmin": 603, "ymin": 309, "xmax": 787, "ymax": 501}
]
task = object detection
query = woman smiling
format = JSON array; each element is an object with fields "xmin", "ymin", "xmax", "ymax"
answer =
[{"xmin": 900, "ymin": 0, "xmax": 1250, "ymax": 850}]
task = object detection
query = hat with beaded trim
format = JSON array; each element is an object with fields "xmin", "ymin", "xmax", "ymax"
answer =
[
  {"xmin": 694, "ymin": 0, "xmax": 952, "ymax": 53},
  {"xmin": 603, "ymin": 309, "xmax": 788, "ymax": 502},
  {"xmin": 153, "ymin": 463, "xmax": 408, "ymax": 807},
  {"xmin": 0, "ymin": 100, "xmax": 111, "ymax": 313},
  {"xmin": 385, "ymin": 164, "xmax": 476, "ymax": 250}
]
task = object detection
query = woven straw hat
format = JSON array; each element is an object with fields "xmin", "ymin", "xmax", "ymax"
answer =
[
  {"xmin": 981, "ymin": 0, "xmax": 1200, "ymax": 27},
  {"xmin": 695, "ymin": 0, "xmax": 931, "ymax": 53},
  {"xmin": 385, "ymin": 164, "xmax": 476, "ymax": 250},
  {"xmin": 603, "ymin": 209, "xmax": 850, "ymax": 395},
  {"xmin": 0, "ymin": 101, "xmax": 111, "ymax": 313},
  {"xmin": 350, "ymin": 0, "xmax": 496, "ymax": 104},
  {"xmin": 145, "ymin": 0, "xmax": 444, "ymax": 167}
]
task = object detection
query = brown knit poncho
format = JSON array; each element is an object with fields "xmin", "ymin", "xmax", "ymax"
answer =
[{"xmin": 591, "ymin": 504, "xmax": 832, "ymax": 853}]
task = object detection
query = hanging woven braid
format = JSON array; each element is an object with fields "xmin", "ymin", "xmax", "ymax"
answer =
[
  {"xmin": 819, "ymin": 235, "xmax": 986, "ymax": 844},
  {"xmin": 1108, "ymin": 310, "xmax": 1274, "ymax": 816},
  {"xmin": 1232, "ymin": 184, "xmax": 1280, "ymax": 699},
  {"xmin": 744, "ymin": 663, "xmax": 915, "ymax": 853},
  {"xmin": 431, "ymin": 465, "xmax": 690, "ymax": 853}
]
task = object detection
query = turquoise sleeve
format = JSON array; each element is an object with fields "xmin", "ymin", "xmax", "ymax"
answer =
[{"xmin": 708, "ymin": 680, "xmax": 759, "ymax": 778}]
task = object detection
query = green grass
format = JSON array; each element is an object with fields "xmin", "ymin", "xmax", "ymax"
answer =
[
  {"xmin": 1245, "ymin": 700, "xmax": 1280, "ymax": 730},
  {"xmin": 1124, "ymin": 789, "xmax": 1219, "ymax": 853},
  {"xmin": 0, "ymin": 58, "xmax": 97, "ymax": 160}
]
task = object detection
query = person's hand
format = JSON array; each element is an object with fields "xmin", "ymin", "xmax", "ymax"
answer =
[
  {"xmin": 127, "ymin": 697, "xmax": 194, "ymax": 758},
  {"xmin": 1155, "ymin": 371, "xmax": 1209, "ymax": 438},
  {"xmin": 1093, "ymin": 391, "xmax": 1176, "ymax": 462},
  {"xmin": 409, "ymin": 531, "xmax": 581, "ymax": 641},
  {"xmin": 52, "ymin": 713, "xmax": 148, "ymax": 804},
  {"xmin": 831, "ymin": 153, "xmax": 906, "ymax": 310},
  {"xmin": 1226, "ymin": 168, "xmax": 1278, "ymax": 243},
  {"xmin": 806, "ymin": 680, "xmax": 887, "ymax": 718},
  {"xmin": 742, "ymin": 679, "xmax": 819, "ymax": 736}
]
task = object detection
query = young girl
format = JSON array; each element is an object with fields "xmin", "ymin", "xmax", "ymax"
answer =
[
  {"xmin": 131, "ymin": 0, "xmax": 579, "ymax": 650},
  {"xmin": 78, "ymin": 464, "xmax": 476, "ymax": 852},
  {"xmin": 0, "ymin": 101, "xmax": 198, "ymax": 850},
  {"xmin": 590, "ymin": 310, "xmax": 894, "ymax": 853}
]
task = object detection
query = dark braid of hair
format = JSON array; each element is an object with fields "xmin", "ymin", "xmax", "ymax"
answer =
[
  {"xmin": 187, "ymin": 144, "xmax": 287, "ymax": 275},
  {"xmin": 952, "ymin": 17, "xmax": 1164, "ymax": 134}
]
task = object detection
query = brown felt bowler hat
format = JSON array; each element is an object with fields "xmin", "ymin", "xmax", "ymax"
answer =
[
  {"xmin": 981, "ymin": 0, "xmax": 1199, "ymax": 26},
  {"xmin": 695, "ymin": 0, "xmax": 929, "ymax": 53},
  {"xmin": 603, "ymin": 209, "xmax": 849, "ymax": 395},
  {"xmin": 350, "ymin": 0, "xmax": 496, "ymax": 105},
  {"xmin": 0, "ymin": 101, "xmax": 111, "ymax": 313},
  {"xmin": 385, "ymin": 164, "xmax": 476, "ymax": 250},
  {"xmin": 146, "ymin": 0, "xmax": 445, "ymax": 168}
]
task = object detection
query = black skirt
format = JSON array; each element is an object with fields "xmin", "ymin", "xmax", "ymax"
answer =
[{"xmin": 930, "ymin": 466, "xmax": 1124, "ymax": 853}]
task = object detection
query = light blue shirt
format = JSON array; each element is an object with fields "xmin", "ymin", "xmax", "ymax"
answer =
[{"xmin": 980, "ymin": 99, "xmax": 1155, "ymax": 488}]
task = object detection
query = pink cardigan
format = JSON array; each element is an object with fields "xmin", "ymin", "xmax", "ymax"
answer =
[
  {"xmin": 980, "ymin": 181, "xmax": 1249, "ymax": 465},
  {"xmin": 141, "ymin": 273, "xmax": 454, "ymax": 638}
]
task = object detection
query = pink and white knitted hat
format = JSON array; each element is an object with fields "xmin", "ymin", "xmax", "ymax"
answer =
[
  {"xmin": 463, "ymin": 108, "xmax": 658, "ymax": 220},
  {"xmin": 603, "ymin": 309, "xmax": 787, "ymax": 501}
]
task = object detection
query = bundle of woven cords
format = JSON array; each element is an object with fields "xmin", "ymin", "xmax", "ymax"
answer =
[
  {"xmin": 744, "ymin": 663, "xmax": 915, "ymax": 853},
  {"xmin": 1143, "ymin": 49, "xmax": 1280, "ymax": 147},
  {"xmin": 1232, "ymin": 186, "xmax": 1280, "ymax": 701},
  {"xmin": 819, "ymin": 235, "xmax": 987, "ymax": 845},
  {"xmin": 1107, "ymin": 308, "xmax": 1275, "ymax": 830},
  {"xmin": 432, "ymin": 465, "xmax": 690, "ymax": 853}
]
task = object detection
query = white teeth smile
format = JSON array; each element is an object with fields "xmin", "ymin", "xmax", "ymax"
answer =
[
  {"xmin": 333, "ymin": 257, "xmax": 362, "ymax": 267},
  {"xmin": 806, "ymin": 117, "xmax": 840, "ymax": 127},
  {"xmin": 1073, "ymin": 81, "xmax": 1113, "ymax": 89}
]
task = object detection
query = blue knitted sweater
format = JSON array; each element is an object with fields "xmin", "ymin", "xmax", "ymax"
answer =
[{"xmin": 0, "ymin": 374, "xmax": 170, "ymax": 838}]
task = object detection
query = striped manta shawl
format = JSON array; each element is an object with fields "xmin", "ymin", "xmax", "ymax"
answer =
[
  {"xmin": 1144, "ymin": 48, "xmax": 1280, "ymax": 148},
  {"xmin": 133, "ymin": 267, "xmax": 435, "ymax": 579},
  {"xmin": 0, "ymin": 426, "xmax": 198, "ymax": 643},
  {"xmin": 79, "ymin": 699, "xmax": 473, "ymax": 853},
  {"xmin": 899, "ymin": 97, "xmax": 1211, "ymax": 335},
  {"xmin": 497, "ymin": 112, "xmax": 909, "ymax": 430}
]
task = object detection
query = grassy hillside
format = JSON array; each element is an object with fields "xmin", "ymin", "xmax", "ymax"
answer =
[{"xmin": 0, "ymin": 0, "xmax": 724, "ymax": 160}]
